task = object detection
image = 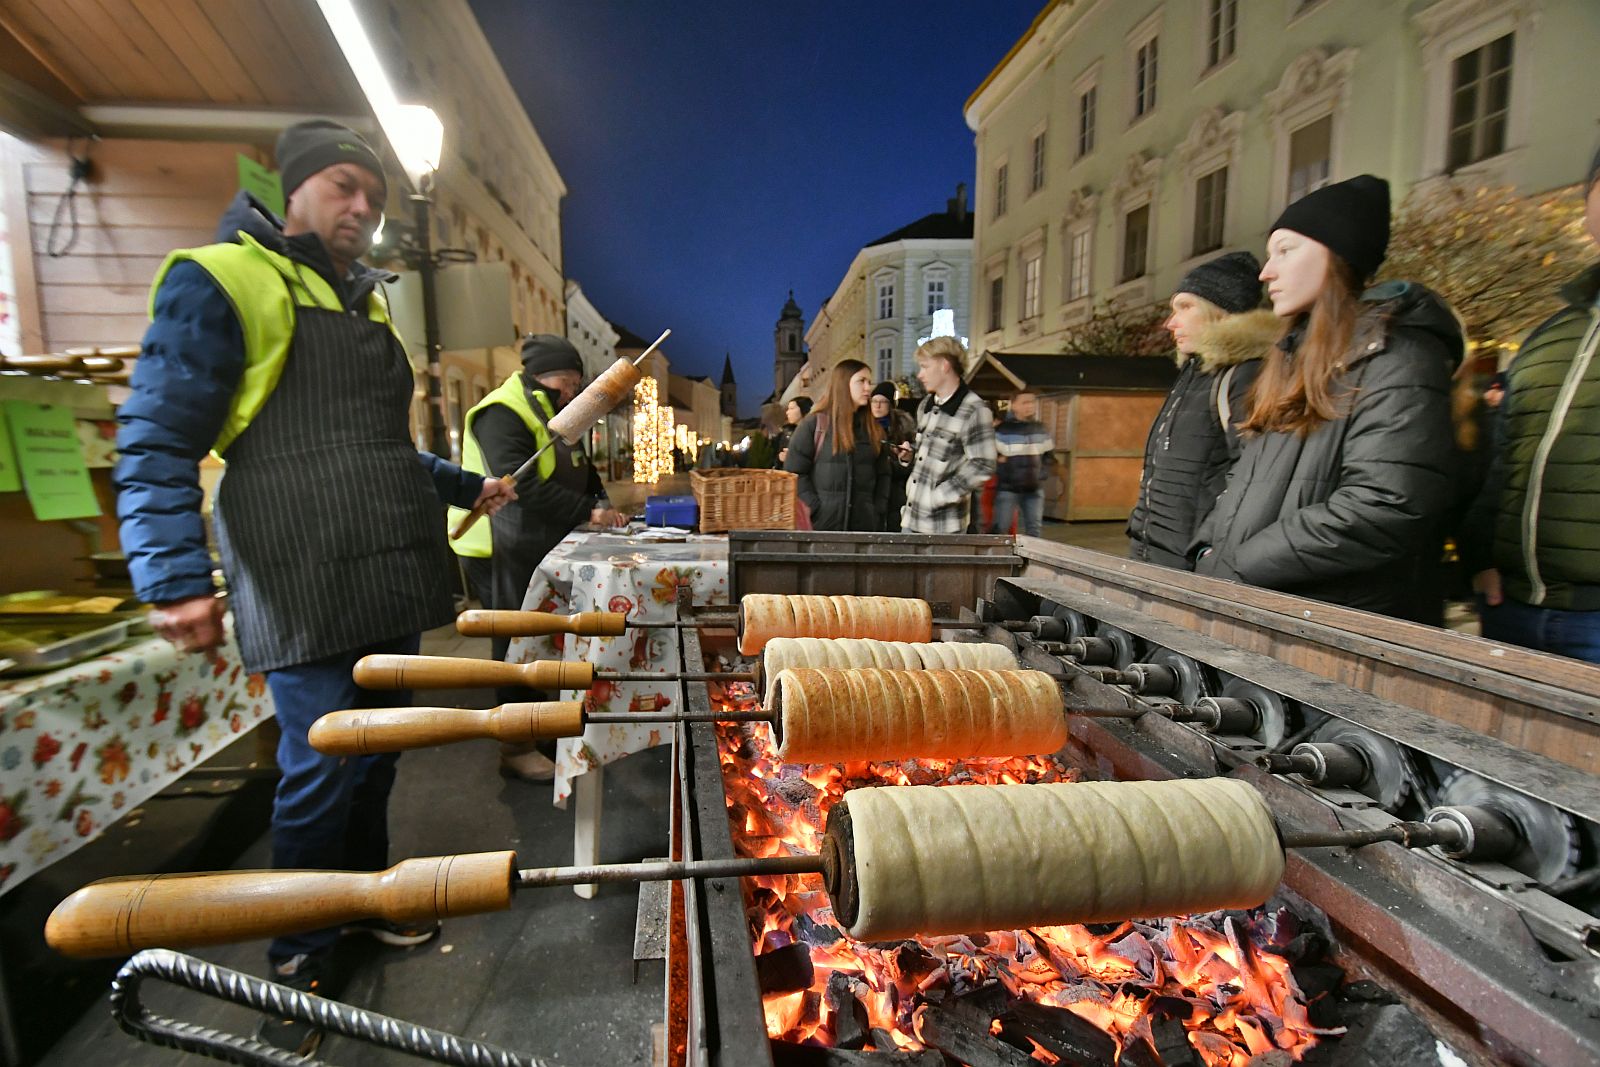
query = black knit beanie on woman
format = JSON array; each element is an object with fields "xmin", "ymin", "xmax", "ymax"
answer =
[
  {"xmin": 1174, "ymin": 251, "xmax": 1262, "ymax": 313},
  {"xmin": 1269, "ymin": 174, "xmax": 1391, "ymax": 281}
]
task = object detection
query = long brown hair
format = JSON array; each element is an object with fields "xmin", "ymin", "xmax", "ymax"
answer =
[
  {"xmin": 1239, "ymin": 256, "xmax": 1362, "ymax": 437},
  {"xmin": 813, "ymin": 359, "xmax": 884, "ymax": 455}
]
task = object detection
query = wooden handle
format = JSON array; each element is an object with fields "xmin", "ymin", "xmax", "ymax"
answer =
[
  {"xmin": 309, "ymin": 702, "xmax": 586, "ymax": 754},
  {"xmin": 353, "ymin": 654, "xmax": 595, "ymax": 691},
  {"xmin": 456, "ymin": 610, "xmax": 629, "ymax": 638},
  {"xmin": 449, "ymin": 498, "xmax": 496, "ymax": 541},
  {"xmin": 45, "ymin": 851, "xmax": 516, "ymax": 959}
]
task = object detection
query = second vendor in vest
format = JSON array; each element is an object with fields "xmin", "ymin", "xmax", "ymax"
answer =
[{"xmin": 452, "ymin": 335, "xmax": 626, "ymax": 780}]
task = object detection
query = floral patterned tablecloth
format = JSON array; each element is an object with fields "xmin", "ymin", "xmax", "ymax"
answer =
[
  {"xmin": 507, "ymin": 532, "xmax": 729, "ymax": 805},
  {"xmin": 0, "ymin": 631, "xmax": 274, "ymax": 896}
]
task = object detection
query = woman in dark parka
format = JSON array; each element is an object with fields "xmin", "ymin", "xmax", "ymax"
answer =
[
  {"xmin": 1128, "ymin": 251, "xmax": 1275, "ymax": 568},
  {"xmin": 785, "ymin": 359, "xmax": 890, "ymax": 530},
  {"xmin": 1192, "ymin": 175, "xmax": 1464, "ymax": 624}
]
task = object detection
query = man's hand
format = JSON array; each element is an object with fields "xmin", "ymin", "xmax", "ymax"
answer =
[
  {"xmin": 150, "ymin": 594, "xmax": 227, "ymax": 654},
  {"xmin": 1472, "ymin": 568, "xmax": 1504, "ymax": 607},
  {"xmin": 475, "ymin": 477, "xmax": 517, "ymax": 516},
  {"xmin": 590, "ymin": 506, "xmax": 627, "ymax": 528}
]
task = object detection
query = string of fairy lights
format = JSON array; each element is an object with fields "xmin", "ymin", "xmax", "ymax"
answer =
[{"xmin": 631, "ymin": 376, "xmax": 676, "ymax": 483}]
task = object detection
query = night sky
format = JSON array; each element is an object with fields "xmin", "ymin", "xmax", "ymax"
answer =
[{"xmin": 467, "ymin": 1, "xmax": 1043, "ymax": 415}]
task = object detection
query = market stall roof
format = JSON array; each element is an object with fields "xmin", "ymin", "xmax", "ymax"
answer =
[
  {"xmin": 0, "ymin": 0, "xmax": 367, "ymax": 139},
  {"xmin": 967, "ymin": 351, "xmax": 1178, "ymax": 399}
]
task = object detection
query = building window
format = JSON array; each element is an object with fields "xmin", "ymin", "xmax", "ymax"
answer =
[
  {"xmin": 925, "ymin": 277, "xmax": 947, "ymax": 316},
  {"xmin": 1030, "ymin": 130, "xmax": 1047, "ymax": 194},
  {"xmin": 877, "ymin": 280, "xmax": 895, "ymax": 320},
  {"xmin": 1077, "ymin": 86, "xmax": 1097, "ymax": 158},
  {"xmin": 877, "ymin": 343, "xmax": 895, "ymax": 382},
  {"xmin": 994, "ymin": 163, "xmax": 1009, "ymax": 218},
  {"xmin": 1192, "ymin": 166, "xmax": 1228, "ymax": 255},
  {"xmin": 988, "ymin": 274, "xmax": 1005, "ymax": 333},
  {"xmin": 1287, "ymin": 115, "xmax": 1332, "ymax": 204},
  {"xmin": 1021, "ymin": 251, "xmax": 1042, "ymax": 320},
  {"xmin": 1133, "ymin": 36, "xmax": 1159, "ymax": 119},
  {"xmin": 1447, "ymin": 32, "xmax": 1513, "ymax": 171},
  {"xmin": 1206, "ymin": 0, "xmax": 1237, "ymax": 70},
  {"xmin": 1066, "ymin": 227, "xmax": 1092, "ymax": 302},
  {"xmin": 1121, "ymin": 205, "xmax": 1150, "ymax": 283}
]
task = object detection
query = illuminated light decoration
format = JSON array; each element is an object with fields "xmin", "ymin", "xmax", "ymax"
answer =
[
  {"xmin": 632, "ymin": 376, "xmax": 676, "ymax": 483},
  {"xmin": 917, "ymin": 307, "xmax": 969, "ymax": 350}
]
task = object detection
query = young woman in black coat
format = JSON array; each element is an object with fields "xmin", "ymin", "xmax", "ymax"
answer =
[
  {"xmin": 772, "ymin": 396, "xmax": 811, "ymax": 468},
  {"xmin": 785, "ymin": 359, "xmax": 890, "ymax": 530},
  {"xmin": 1192, "ymin": 175, "xmax": 1463, "ymax": 624}
]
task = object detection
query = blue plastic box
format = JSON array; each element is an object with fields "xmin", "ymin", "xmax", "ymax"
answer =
[{"xmin": 644, "ymin": 494, "xmax": 698, "ymax": 527}]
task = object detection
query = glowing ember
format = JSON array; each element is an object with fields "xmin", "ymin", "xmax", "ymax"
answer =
[{"xmin": 709, "ymin": 677, "xmax": 1336, "ymax": 1064}]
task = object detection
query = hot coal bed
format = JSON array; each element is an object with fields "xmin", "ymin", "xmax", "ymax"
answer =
[{"xmin": 668, "ymin": 534, "xmax": 1599, "ymax": 1067}]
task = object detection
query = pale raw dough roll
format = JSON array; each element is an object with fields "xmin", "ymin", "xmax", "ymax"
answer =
[
  {"xmin": 767, "ymin": 667, "xmax": 1064, "ymax": 763},
  {"xmin": 546, "ymin": 357, "xmax": 642, "ymax": 443},
  {"xmin": 837, "ymin": 778, "xmax": 1285, "ymax": 941},
  {"xmin": 759, "ymin": 637, "xmax": 1018, "ymax": 682}
]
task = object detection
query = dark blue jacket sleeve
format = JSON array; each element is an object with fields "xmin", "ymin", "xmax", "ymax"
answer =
[
  {"xmin": 417, "ymin": 451, "xmax": 485, "ymax": 510},
  {"xmin": 113, "ymin": 262, "xmax": 242, "ymax": 605}
]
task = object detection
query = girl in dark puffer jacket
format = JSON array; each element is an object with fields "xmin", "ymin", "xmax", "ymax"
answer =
[{"xmin": 1192, "ymin": 175, "xmax": 1464, "ymax": 624}]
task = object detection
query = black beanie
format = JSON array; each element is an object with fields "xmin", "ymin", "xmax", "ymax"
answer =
[
  {"xmin": 1174, "ymin": 251, "xmax": 1262, "ymax": 314},
  {"xmin": 871, "ymin": 381, "xmax": 898, "ymax": 401},
  {"xmin": 519, "ymin": 334, "xmax": 584, "ymax": 377},
  {"xmin": 1269, "ymin": 174, "xmax": 1391, "ymax": 281},
  {"xmin": 275, "ymin": 120, "xmax": 386, "ymax": 202}
]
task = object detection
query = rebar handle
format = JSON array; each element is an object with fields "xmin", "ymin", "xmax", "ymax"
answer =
[
  {"xmin": 309, "ymin": 703, "xmax": 586, "ymax": 755},
  {"xmin": 46, "ymin": 852, "xmax": 516, "ymax": 958},
  {"xmin": 353, "ymin": 654, "xmax": 595, "ymax": 690},
  {"xmin": 456, "ymin": 609, "xmax": 629, "ymax": 638}
]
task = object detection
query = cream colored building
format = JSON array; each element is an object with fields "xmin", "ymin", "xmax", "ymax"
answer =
[
  {"xmin": 805, "ymin": 187, "xmax": 973, "ymax": 395},
  {"xmin": 964, "ymin": 0, "xmax": 1600, "ymax": 360}
]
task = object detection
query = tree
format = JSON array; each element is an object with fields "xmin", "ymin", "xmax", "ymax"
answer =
[
  {"xmin": 1058, "ymin": 298, "xmax": 1170, "ymax": 358},
  {"xmin": 1380, "ymin": 184, "xmax": 1590, "ymax": 350}
]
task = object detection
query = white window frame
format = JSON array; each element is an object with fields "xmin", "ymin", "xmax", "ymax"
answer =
[
  {"xmin": 1200, "ymin": 0, "xmax": 1238, "ymax": 78},
  {"xmin": 1126, "ymin": 9, "xmax": 1162, "ymax": 126},
  {"xmin": 1414, "ymin": 0, "xmax": 1537, "ymax": 186},
  {"xmin": 1062, "ymin": 219, "xmax": 1094, "ymax": 309},
  {"xmin": 993, "ymin": 157, "xmax": 1010, "ymax": 219},
  {"xmin": 1174, "ymin": 108, "xmax": 1244, "ymax": 268},
  {"xmin": 874, "ymin": 270, "xmax": 896, "ymax": 321},
  {"xmin": 923, "ymin": 265, "xmax": 950, "ymax": 318},
  {"xmin": 1072, "ymin": 62, "xmax": 1101, "ymax": 162},
  {"xmin": 1028, "ymin": 122, "xmax": 1048, "ymax": 196},
  {"xmin": 1263, "ymin": 48, "xmax": 1357, "ymax": 222},
  {"xmin": 1108, "ymin": 152, "xmax": 1161, "ymax": 304},
  {"xmin": 1286, "ymin": 114, "xmax": 1335, "ymax": 206},
  {"xmin": 872, "ymin": 330, "xmax": 899, "ymax": 383},
  {"xmin": 983, "ymin": 250, "xmax": 1008, "ymax": 337},
  {"xmin": 1016, "ymin": 231, "xmax": 1045, "ymax": 326}
]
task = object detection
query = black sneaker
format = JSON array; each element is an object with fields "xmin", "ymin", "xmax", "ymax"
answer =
[
  {"xmin": 254, "ymin": 952, "xmax": 332, "ymax": 1057},
  {"xmin": 341, "ymin": 916, "xmax": 441, "ymax": 947}
]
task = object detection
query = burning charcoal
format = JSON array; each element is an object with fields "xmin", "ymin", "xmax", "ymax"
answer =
[
  {"xmin": 888, "ymin": 942, "xmax": 942, "ymax": 985},
  {"xmin": 918, "ymin": 1005, "xmax": 1038, "ymax": 1067},
  {"xmin": 824, "ymin": 972, "xmax": 871, "ymax": 1050},
  {"xmin": 1289, "ymin": 962, "xmax": 1344, "ymax": 1002},
  {"xmin": 1306, "ymin": 1003, "xmax": 1435, "ymax": 1066},
  {"xmin": 940, "ymin": 980, "xmax": 1011, "ymax": 1032},
  {"xmin": 793, "ymin": 910, "xmax": 845, "ymax": 945},
  {"xmin": 1247, "ymin": 1053, "xmax": 1294, "ymax": 1067},
  {"xmin": 1338, "ymin": 979, "xmax": 1397, "ymax": 1004},
  {"xmin": 1146, "ymin": 995, "xmax": 1196, "ymax": 1022},
  {"xmin": 771, "ymin": 776, "xmax": 821, "ymax": 808},
  {"xmin": 756, "ymin": 943, "xmax": 816, "ymax": 995},
  {"xmin": 997, "ymin": 1002, "xmax": 1120, "ymax": 1067},
  {"xmin": 769, "ymin": 1043, "xmax": 946, "ymax": 1067},
  {"xmin": 1109, "ymin": 929, "xmax": 1160, "ymax": 981},
  {"xmin": 1260, "ymin": 931, "xmax": 1328, "ymax": 964},
  {"xmin": 1143, "ymin": 1015, "xmax": 1200, "ymax": 1067}
]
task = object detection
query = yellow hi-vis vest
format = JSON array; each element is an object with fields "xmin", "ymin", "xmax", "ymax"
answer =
[
  {"xmin": 449, "ymin": 374, "xmax": 561, "ymax": 559},
  {"xmin": 147, "ymin": 232, "xmax": 405, "ymax": 456}
]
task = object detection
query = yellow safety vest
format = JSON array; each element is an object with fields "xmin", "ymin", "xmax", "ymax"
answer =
[
  {"xmin": 449, "ymin": 374, "xmax": 564, "ymax": 558},
  {"xmin": 148, "ymin": 233, "xmax": 404, "ymax": 456}
]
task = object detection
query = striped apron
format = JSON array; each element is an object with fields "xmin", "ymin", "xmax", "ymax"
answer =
[{"xmin": 215, "ymin": 287, "xmax": 455, "ymax": 673}]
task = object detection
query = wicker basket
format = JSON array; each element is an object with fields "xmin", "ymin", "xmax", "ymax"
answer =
[{"xmin": 690, "ymin": 468, "xmax": 798, "ymax": 533}]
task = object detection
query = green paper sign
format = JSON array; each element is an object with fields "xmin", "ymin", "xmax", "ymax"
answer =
[
  {"xmin": 237, "ymin": 154, "xmax": 285, "ymax": 218},
  {"xmin": 0, "ymin": 406, "xmax": 19, "ymax": 493},
  {"xmin": 3, "ymin": 401, "xmax": 100, "ymax": 521}
]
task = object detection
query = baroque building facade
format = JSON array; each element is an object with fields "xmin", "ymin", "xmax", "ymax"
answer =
[{"xmin": 964, "ymin": 0, "xmax": 1600, "ymax": 360}]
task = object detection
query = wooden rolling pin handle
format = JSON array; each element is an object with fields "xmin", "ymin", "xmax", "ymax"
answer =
[
  {"xmin": 309, "ymin": 703, "xmax": 586, "ymax": 755},
  {"xmin": 45, "ymin": 851, "xmax": 516, "ymax": 959},
  {"xmin": 353, "ymin": 654, "xmax": 533, "ymax": 690},
  {"xmin": 524, "ymin": 660, "xmax": 597, "ymax": 689},
  {"xmin": 449, "ymin": 499, "xmax": 495, "ymax": 542},
  {"xmin": 455, "ymin": 610, "xmax": 628, "ymax": 638}
]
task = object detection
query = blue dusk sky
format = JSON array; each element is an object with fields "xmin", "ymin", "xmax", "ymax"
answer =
[{"xmin": 467, "ymin": 1, "xmax": 1044, "ymax": 416}]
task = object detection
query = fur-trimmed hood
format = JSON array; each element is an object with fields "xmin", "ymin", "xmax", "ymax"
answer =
[{"xmin": 1178, "ymin": 309, "xmax": 1280, "ymax": 373}]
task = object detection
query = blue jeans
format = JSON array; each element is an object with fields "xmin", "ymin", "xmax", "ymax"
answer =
[
  {"xmin": 993, "ymin": 489, "xmax": 1044, "ymax": 538},
  {"xmin": 264, "ymin": 631, "xmax": 420, "ymax": 960},
  {"xmin": 1479, "ymin": 597, "xmax": 1600, "ymax": 664}
]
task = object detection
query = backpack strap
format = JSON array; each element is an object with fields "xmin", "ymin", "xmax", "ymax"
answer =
[{"xmin": 1214, "ymin": 365, "xmax": 1237, "ymax": 434}]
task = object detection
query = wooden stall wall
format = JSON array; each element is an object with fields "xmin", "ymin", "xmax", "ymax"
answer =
[{"xmin": 1040, "ymin": 390, "xmax": 1164, "ymax": 521}]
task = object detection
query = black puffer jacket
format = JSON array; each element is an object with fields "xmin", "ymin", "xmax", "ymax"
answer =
[
  {"xmin": 1193, "ymin": 283, "xmax": 1464, "ymax": 622},
  {"xmin": 1128, "ymin": 310, "xmax": 1276, "ymax": 568},
  {"xmin": 785, "ymin": 409, "xmax": 890, "ymax": 530}
]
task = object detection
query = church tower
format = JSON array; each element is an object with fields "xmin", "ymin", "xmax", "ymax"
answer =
[
  {"xmin": 720, "ymin": 353, "xmax": 737, "ymax": 418},
  {"xmin": 774, "ymin": 290, "xmax": 806, "ymax": 397}
]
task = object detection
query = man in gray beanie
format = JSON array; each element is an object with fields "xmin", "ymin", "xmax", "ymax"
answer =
[
  {"xmin": 453, "ymin": 334, "xmax": 625, "ymax": 779},
  {"xmin": 113, "ymin": 118, "xmax": 514, "ymax": 1055},
  {"xmin": 1462, "ymin": 143, "xmax": 1600, "ymax": 664}
]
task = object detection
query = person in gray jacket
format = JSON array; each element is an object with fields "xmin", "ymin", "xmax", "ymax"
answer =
[{"xmin": 1192, "ymin": 175, "xmax": 1463, "ymax": 624}]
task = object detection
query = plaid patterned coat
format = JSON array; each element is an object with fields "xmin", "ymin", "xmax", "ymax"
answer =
[{"xmin": 900, "ymin": 383, "xmax": 997, "ymax": 534}]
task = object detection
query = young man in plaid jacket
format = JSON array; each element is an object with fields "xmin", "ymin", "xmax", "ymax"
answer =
[{"xmin": 898, "ymin": 336, "xmax": 997, "ymax": 533}]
